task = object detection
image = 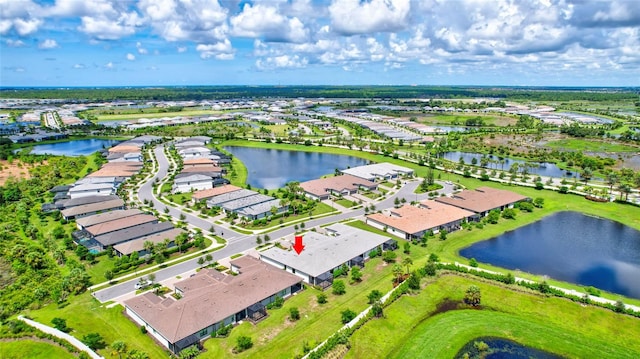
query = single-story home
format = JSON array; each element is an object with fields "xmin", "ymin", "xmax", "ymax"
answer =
[
  {"xmin": 178, "ymin": 147, "xmax": 211, "ymax": 159},
  {"xmin": 61, "ymin": 198, "xmax": 125, "ymax": 220},
  {"xmin": 260, "ymin": 223, "xmax": 394, "ymax": 289},
  {"xmin": 93, "ymin": 221, "xmax": 175, "ymax": 250},
  {"xmin": 300, "ymin": 174, "xmax": 378, "ymax": 200},
  {"xmin": 113, "ymin": 228, "xmax": 185, "ymax": 257},
  {"xmin": 84, "ymin": 214, "xmax": 158, "ymax": 237},
  {"xmin": 434, "ymin": 186, "xmax": 529, "ymax": 217},
  {"xmin": 172, "ymin": 174, "xmax": 214, "ymax": 194},
  {"xmin": 366, "ymin": 202, "xmax": 475, "ymax": 240},
  {"xmin": 75, "ymin": 209, "xmax": 143, "ymax": 230},
  {"xmin": 68, "ymin": 183, "xmax": 115, "ymax": 199},
  {"xmin": 192, "ymin": 185, "xmax": 242, "ymax": 203},
  {"xmin": 124, "ymin": 255, "xmax": 302, "ymax": 354},
  {"xmin": 340, "ymin": 162, "xmax": 414, "ymax": 182}
]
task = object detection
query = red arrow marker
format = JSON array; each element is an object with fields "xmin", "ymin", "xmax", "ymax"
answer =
[{"xmin": 293, "ymin": 235, "xmax": 305, "ymax": 255}]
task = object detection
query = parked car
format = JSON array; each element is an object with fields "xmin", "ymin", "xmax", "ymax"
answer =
[{"xmin": 135, "ymin": 279, "xmax": 153, "ymax": 290}]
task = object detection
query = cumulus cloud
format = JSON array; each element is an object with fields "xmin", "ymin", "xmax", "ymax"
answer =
[
  {"xmin": 177, "ymin": 46, "xmax": 187, "ymax": 53},
  {"xmin": 329, "ymin": 0, "xmax": 411, "ymax": 35},
  {"xmin": 196, "ymin": 39, "xmax": 234, "ymax": 60},
  {"xmin": 72, "ymin": 63, "xmax": 86, "ymax": 69},
  {"xmin": 78, "ymin": 11, "xmax": 143, "ymax": 40},
  {"xmin": 38, "ymin": 38, "xmax": 59, "ymax": 49},
  {"xmin": 256, "ymin": 54, "xmax": 309, "ymax": 70},
  {"xmin": 231, "ymin": 3, "xmax": 309, "ymax": 43},
  {"xmin": 126, "ymin": 53, "xmax": 135, "ymax": 61},
  {"xmin": 136, "ymin": 41, "xmax": 148, "ymax": 54}
]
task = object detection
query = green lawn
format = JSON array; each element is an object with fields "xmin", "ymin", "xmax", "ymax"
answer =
[
  {"xmin": 0, "ymin": 340, "xmax": 75, "ymax": 359},
  {"xmin": 347, "ymin": 275, "xmax": 640, "ymax": 359},
  {"xmin": 24, "ymin": 294, "xmax": 169, "ymax": 359},
  {"xmin": 202, "ymin": 255, "xmax": 400, "ymax": 358},
  {"xmin": 94, "ymin": 109, "xmax": 226, "ymax": 121},
  {"xmin": 545, "ymin": 139, "xmax": 638, "ymax": 152},
  {"xmin": 335, "ymin": 198, "xmax": 358, "ymax": 208}
]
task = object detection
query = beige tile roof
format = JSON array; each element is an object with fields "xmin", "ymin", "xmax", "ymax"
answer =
[
  {"xmin": 434, "ymin": 186, "xmax": 528, "ymax": 213},
  {"xmin": 85, "ymin": 214, "xmax": 157, "ymax": 236},
  {"xmin": 113, "ymin": 228, "xmax": 186, "ymax": 256},
  {"xmin": 300, "ymin": 174, "xmax": 377, "ymax": 197},
  {"xmin": 367, "ymin": 202, "xmax": 474, "ymax": 235},
  {"xmin": 180, "ymin": 165, "xmax": 222, "ymax": 173},
  {"xmin": 124, "ymin": 256, "xmax": 301, "ymax": 343},
  {"xmin": 61, "ymin": 198, "xmax": 124, "ymax": 218},
  {"xmin": 192, "ymin": 185, "xmax": 242, "ymax": 201},
  {"xmin": 109, "ymin": 145, "xmax": 142, "ymax": 153},
  {"xmin": 75, "ymin": 209, "xmax": 142, "ymax": 228},
  {"xmin": 183, "ymin": 158, "xmax": 216, "ymax": 166}
]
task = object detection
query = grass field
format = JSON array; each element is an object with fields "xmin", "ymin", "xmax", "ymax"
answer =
[
  {"xmin": 24, "ymin": 294, "xmax": 170, "ymax": 359},
  {"xmin": 346, "ymin": 274, "xmax": 640, "ymax": 359},
  {"xmin": 415, "ymin": 113, "xmax": 518, "ymax": 127},
  {"xmin": 546, "ymin": 139, "xmax": 638, "ymax": 152},
  {"xmin": 93, "ymin": 109, "xmax": 227, "ymax": 121},
  {"xmin": 0, "ymin": 340, "xmax": 75, "ymax": 359}
]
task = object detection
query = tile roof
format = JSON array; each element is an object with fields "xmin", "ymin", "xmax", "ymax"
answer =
[
  {"xmin": 124, "ymin": 256, "xmax": 301, "ymax": 343},
  {"xmin": 113, "ymin": 228, "xmax": 186, "ymax": 256},
  {"xmin": 94, "ymin": 221, "xmax": 174, "ymax": 247},
  {"xmin": 340, "ymin": 162, "xmax": 414, "ymax": 180},
  {"xmin": 75, "ymin": 209, "xmax": 143, "ymax": 228},
  {"xmin": 58, "ymin": 194, "xmax": 120, "ymax": 208},
  {"xmin": 85, "ymin": 214, "xmax": 158, "ymax": 236},
  {"xmin": 367, "ymin": 202, "xmax": 474, "ymax": 235},
  {"xmin": 300, "ymin": 174, "xmax": 377, "ymax": 197},
  {"xmin": 434, "ymin": 186, "xmax": 528, "ymax": 213},
  {"xmin": 61, "ymin": 198, "xmax": 124, "ymax": 218},
  {"xmin": 192, "ymin": 185, "xmax": 242, "ymax": 201}
]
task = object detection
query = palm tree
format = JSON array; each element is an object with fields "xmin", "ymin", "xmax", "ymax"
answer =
[
  {"xmin": 606, "ymin": 171, "xmax": 618, "ymax": 193},
  {"xmin": 110, "ymin": 340, "xmax": 127, "ymax": 359},
  {"xmin": 392, "ymin": 264, "xmax": 404, "ymax": 285},
  {"xmin": 143, "ymin": 241, "xmax": 154, "ymax": 256},
  {"xmin": 402, "ymin": 257, "xmax": 413, "ymax": 275},
  {"xmin": 618, "ymin": 183, "xmax": 632, "ymax": 201}
]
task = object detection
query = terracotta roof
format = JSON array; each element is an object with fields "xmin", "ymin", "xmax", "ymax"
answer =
[
  {"xmin": 367, "ymin": 202, "xmax": 474, "ymax": 235},
  {"xmin": 300, "ymin": 174, "xmax": 377, "ymax": 197},
  {"xmin": 124, "ymin": 256, "xmax": 301, "ymax": 343},
  {"xmin": 85, "ymin": 214, "xmax": 157, "ymax": 236},
  {"xmin": 192, "ymin": 185, "xmax": 242, "ymax": 201},
  {"xmin": 434, "ymin": 187, "xmax": 528, "ymax": 213}
]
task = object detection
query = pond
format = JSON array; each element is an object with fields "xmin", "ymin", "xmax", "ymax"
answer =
[
  {"xmin": 460, "ymin": 211, "xmax": 640, "ymax": 299},
  {"xmin": 440, "ymin": 151, "xmax": 569, "ymax": 178},
  {"xmin": 455, "ymin": 337, "xmax": 564, "ymax": 359},
  {"xmin": 224, "ymin": 146, "xmax": 369, "ymax": 189},
  {"xmin": 30, "ymin": 139, "xmax": 120, "ymax": 156}
]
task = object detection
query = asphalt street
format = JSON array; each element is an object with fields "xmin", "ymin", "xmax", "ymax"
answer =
[{"xmin": 93, "ymin": 145, "xmax": 451, "ymax": 303}]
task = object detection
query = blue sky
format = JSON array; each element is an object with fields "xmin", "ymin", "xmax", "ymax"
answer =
[{"xmin": 1, "ymin": 0, "xmax": 639, "ymax": 87}]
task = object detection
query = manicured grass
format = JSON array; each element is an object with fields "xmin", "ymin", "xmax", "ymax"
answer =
[
  {"xmin": 242, "ymin": 203, "xmax": 336, "ymax": 230},
  {"xmin": 346, "ymin": 274, "xmax": 640, "ymax": 359},
  {"xmin": 24, "ymin": 293, "xmax": 170, "ymax": 359},
  {"xmin": 0, "ymin": 340, "xmax": 75, "ymax": 359},
  {"xmin": 166, "ymin": 192, "xmax": 192, "ymax": 205},
  {"xmin": 202, "ymin": 255, "xmax": 401, "ymax": 358},
  {"xmin": 335, "ymin": 198, "xmax": 357, "ymax": 208},
  {"xmin": 546, "ymin": 139, "xmax": 638, "ymax": 152}
]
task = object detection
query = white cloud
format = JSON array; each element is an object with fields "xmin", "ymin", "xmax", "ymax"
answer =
[
  {"xmin": 136, "ymin": 41, "xmax": 148, "ymax": 54},
  {"xmin": 329, "ymin": 0, "xmax": 411, "ymax": 35},
  {"xmin": 256, "ymin": 54, "xmax": 308, "ymax": 70},
  {"xmin": 78, "ymin": 11, "xmax": 143, "ymax": 40},
  {"xmin": 196, "ymin": 39, "xmax": 234, "ymax": 59},
  {"xmin": 5, "ymin": 39, "xmax": 26, "ymax": 47},
  {"xmin": 73, "ymin": 63, "xmax": 86, "ymax": 69},
  {"xmin": 38, "ymin": 38, "xmax": 59, "ymax": 49},
  {"xmin": 231, "ymin": 3, "xmax": 308, "ymax": 43},
  {"xmin": 177, "ymin": 46, "xmax": 187, "ymax": 53},
  {"xmin": 126, "ymin": 53, "xmax": 135, "ymax": 61},
  {"xmin": 104, "ymin": 61, "xmax": 114, "ymax": 69}
]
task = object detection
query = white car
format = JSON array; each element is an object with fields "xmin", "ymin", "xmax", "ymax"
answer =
[{"xmin": 135, "ymin": 280, "xmax": 152, "ymax": 290}]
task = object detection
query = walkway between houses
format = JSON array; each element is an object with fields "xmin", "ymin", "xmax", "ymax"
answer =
[{"xmin": 18, "ymin": 315, "xmax": 104, "ymax": 359}]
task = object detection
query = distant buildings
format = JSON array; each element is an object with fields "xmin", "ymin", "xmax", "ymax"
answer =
[{"xmin": 340, "ymin": 162, "xmax": 414, "ymax": 182}]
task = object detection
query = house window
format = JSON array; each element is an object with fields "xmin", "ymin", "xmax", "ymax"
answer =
[{"xmin": 200, "ymin": 328, "xmax": 207, "ymax": 336}]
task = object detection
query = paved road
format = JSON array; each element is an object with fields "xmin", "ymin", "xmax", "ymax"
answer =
[{"xmin": 93, "ymin": 145, "xmax": 444, "ymax": 303}]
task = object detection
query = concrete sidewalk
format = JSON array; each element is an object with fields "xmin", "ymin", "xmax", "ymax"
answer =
[{"xmin": 18, "ymin": 315, "xmax": 104, "ymax": 359}]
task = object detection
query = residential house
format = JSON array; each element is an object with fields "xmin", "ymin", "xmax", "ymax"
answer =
[
  {"xmin": 61, "ymin": 198, "xmax": 125, "ymax": 220},
  {"xmin": 434, "ymin": 186, "xmax": 529, "ymax": 217},
  {"xmin": 124, "ymin": 255, "xmax": 302, "ymax": 354},
  {"xmin": 340, "ymin": 162, "xmax": 414, "ymax": 182},
  {"xmin": 300, "ymin": 174, "xmax": 378, "ymax": 200},
  {"xmin": 172, "ymin": 174, "xmax": 214, "ymax": 193}
]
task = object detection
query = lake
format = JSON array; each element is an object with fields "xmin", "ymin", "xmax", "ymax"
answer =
[
  {"xmin": 460, "ymin": 211, "xmax": 640, "ymax": 299},
  {"xmin": 440, "ymin": 151, "xmax": 569, "ymax": 178},
  {"xmin": 30, "ymin": 139, "xmax": 120, "ymax": 156},
  {"xmin": 224, "ymin": 146, "xmax": 369, "ymax": 189},
  {"xmin": 455, "ymin": 337, "xmax": 564, "ymax": 359}
]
